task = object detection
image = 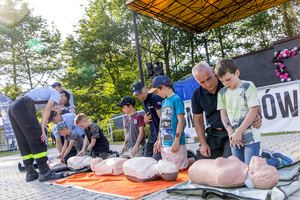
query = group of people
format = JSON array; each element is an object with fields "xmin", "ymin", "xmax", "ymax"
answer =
[{"xmin": 8, "ymin": 58, "xmax": 294, "ymax": 189}]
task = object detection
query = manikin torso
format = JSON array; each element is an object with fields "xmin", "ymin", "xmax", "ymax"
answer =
[{"xmin": 189, "ymin": 156, "xmax": 249, "ymax": 187}]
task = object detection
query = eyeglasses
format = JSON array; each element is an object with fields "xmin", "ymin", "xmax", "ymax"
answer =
[{"xmin": 51, "ymin": 84, "xmax": 57, "ymax": 88}]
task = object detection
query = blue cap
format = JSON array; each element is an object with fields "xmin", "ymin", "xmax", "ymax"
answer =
[
  {"xmin": 149, "ymin": 75, "xmax": 171, "ymax": 93},
  {"xmin": 56, "ymin": 121, "xmax": 68, "ymax": 132}
]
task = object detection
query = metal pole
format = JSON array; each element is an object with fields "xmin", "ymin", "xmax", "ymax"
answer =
[
  {"xmin": 109, "ymin": 120, "xmax": 113, "ymax": 142},
  {"xmin": 132, "ymin": 10, "xmax": 144, "ymax": 85},
  {"xmin": 122, "ymin": 116, "xmax": 127, "ymax": 138},
  {"xmin": 107, "ymin": 120, "xmax": 110, "ymax": 141}
]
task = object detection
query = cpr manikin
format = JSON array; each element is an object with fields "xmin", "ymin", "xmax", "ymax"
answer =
[
  {"xmin": 188, "ymin": 156, "xmax": 279, "ymax": 189},
  {"xmin": 67, "ymin": 156, "xmax": 103, "ymax": 171},
  {"xmin": 123, "ymin": 157, "xmax": 179, "ymax": 182},
  {"xmin": 92, "ymin": 157, "xmax": 127, "ymax": 175}
]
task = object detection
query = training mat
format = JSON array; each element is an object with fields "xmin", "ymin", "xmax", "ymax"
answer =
[
  {"xmin": 167, "ymin": 161, "xmax": 300, "ymax": 200},
  {"xmin": 50, "ymin": 170, "xmax": 189, "ymax": 200}
]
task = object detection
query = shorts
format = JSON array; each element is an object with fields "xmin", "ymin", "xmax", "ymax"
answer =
[
  {"xmin": 92, "ymin": 152, "xmax": 108, "ymax": 160},
  {"xmin": 119, "ymin": 144, "xmax": 144, "ymax": 159},
  {"xmin": 161, "ymin": 144, "xmax": 189, "ymax": 171}
]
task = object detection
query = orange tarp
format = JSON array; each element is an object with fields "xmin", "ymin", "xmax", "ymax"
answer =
[
  {"xmin": 51, "ymin": 170, "xmax": 190, "ymax": 200},
  {"xmin": 126, "ymin": 0, "xmax": 291, "ymax": 34}
]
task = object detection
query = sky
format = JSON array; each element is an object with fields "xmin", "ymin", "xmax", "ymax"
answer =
[{"xmin": 23, "ymin": 0, "xmax": 89, "ymax": 40}]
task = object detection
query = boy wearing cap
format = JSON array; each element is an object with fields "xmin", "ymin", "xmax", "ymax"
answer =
[
  {"xmin": 56, "ymin": 121, "xmax": 84, "ymax": 163},
  {"xmin": 75, "ymin": 113, "xmax": 109, "ymax": 159},
  {"xmin": 8, "ymin": 87, "xmax": 70, "ymax": 182},
  {"xmin": 149, "ymin": 76, "xmax": 195, "ymax": 170},
  {"xmin": 51, "ymin": 82, "xmax": 75, "ymax": 114},
  {"xmin": 130, "ymin": 82, "xmax": 163, "ymax": 160},
  {"xmin": 116, "ymin": 96, "xmax": 146, "ymax": 159},
  {"xmin": 47, "ymin": 110, "xmax": 84, "ymax": 162}
]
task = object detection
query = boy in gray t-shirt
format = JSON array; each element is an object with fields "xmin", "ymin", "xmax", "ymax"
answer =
[{"xmin": 56, "ymin": 121, "xmax": 83, "ymax": 163}]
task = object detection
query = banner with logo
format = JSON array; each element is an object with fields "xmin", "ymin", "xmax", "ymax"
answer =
[
  {"xmin": 0, "ymin": 93, "xmax": 14, "ymax": 139},
  {"xmin": 257, "ymin": 81, "xmax": 300, "ymax": 133}
]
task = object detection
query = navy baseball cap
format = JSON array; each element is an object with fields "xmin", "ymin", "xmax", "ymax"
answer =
[
  {"xmin": 59, "ymin": 90, "xmax": 70, "ymax": 107},
  {"xmin": 130, "ymin": 82, "xmax": 144, "ymax": 96},
  {"xmin": 116, "ymin": 96, "xmax": 136, "ymax": 107},
  {"xmin": 56, "ymin": 121, "xmax": 68, "ymax": 132},
  {"xmin": 47, "ymin": 110, "xmax": 58, "ymax": 123},
  {"xmin": 149, "ymin": 75, "xmax": 171, "ymax": 93}
]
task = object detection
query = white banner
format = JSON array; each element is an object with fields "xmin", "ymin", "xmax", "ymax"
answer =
[
  {"xmin": 258, "ymin": 81, "xmax": 300, "ymax": 133},
  {"xmin": 183, "ymin": 81, "xmax": 300, "ymax": 136}
]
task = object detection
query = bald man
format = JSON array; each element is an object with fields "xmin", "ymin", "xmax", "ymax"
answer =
[{"xmin": 191, "ymin": 62, "xmax": 262, "ymax": 160}]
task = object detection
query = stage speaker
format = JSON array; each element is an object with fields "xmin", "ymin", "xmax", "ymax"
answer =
[
  {"xmin": 154, "ymin": 62, "xmax": 164, "ymax": 76},
  {"xmin": 146, "ymin": 63, "xmax": 154, "ymax": 76}
]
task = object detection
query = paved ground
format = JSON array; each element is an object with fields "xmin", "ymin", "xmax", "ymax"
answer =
[{"xmin": 1, "ymin": 133, "xmax": 300, "ymax": 200}]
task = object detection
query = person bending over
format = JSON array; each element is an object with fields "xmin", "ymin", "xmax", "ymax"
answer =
[{"xmin": 75, "ymin": 113, "xmax": 109, "ymax": 159}]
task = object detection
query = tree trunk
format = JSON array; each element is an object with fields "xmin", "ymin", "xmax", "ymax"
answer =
[
  {"xmin": 11, "ymin": 43, "xmax": 17, "ymax": 91},
  {"xmin": 282, "ymin": 3, "xmax": 294, "ymax": 37},
  {"xmin": 218, "ymin": 28, "xmax": 225, "ymax": 58}
]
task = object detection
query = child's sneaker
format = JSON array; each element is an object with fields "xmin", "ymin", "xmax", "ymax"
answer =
[
  {"xmin": 277, "ymin": 157, "xmax": 290, "ymax": 168},
  {"xmin": 271, "ymin": 149, "xmax": 294, "ymax": 164},
  {"xmin": 261, "ymin": 149, "xmax": 273, "ymax": 159}
]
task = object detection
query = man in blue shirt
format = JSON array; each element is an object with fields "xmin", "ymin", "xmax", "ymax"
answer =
[
  {"xmin": 51, "ymin": 82, "xmax": 75, "ymax": 114},
  {"xmin": 131, "ymin": 82, "xmax": 163, "ymax": 160},
  {"xmin": 48, "ymin": 110, "xmax": 84, "ymax": 163},
  {"xmin": 8, "ymin": 87, "xmax": 70, "ymax": 182}
]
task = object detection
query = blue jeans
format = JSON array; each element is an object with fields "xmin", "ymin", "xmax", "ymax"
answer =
[{"xmin": 231, "ymin": 142, "xmax": 260, "ymax": 165}]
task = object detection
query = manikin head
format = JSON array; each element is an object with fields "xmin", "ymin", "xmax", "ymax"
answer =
[
  {"xmin": 249, "ymin": 156, "xmax": 279, "ymax": 189},
  {"xmin": 192, "ymin": 62, "xmax": 219, "ymax": 93}
]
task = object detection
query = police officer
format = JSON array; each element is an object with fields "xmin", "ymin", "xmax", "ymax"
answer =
[
  {"xmin": 8, "ymin": 87, "xmax": 70, "ymax": 182},
  {"xmin": 51, "ymin": 82, "xmax": 75, "ymax": 114},
  {"xmin": 131, "ymin": 82, "xmax": 163, "ymax": 160}
]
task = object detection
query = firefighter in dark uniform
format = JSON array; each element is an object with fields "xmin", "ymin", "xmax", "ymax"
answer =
[{"xmin": 8, "ymin": 87, "xmax": 70, "ymax": 182}]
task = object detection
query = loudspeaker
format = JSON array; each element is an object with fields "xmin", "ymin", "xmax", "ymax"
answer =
[
  {"xmin": 154, "ymin": 62, "xmax": 164, "ymax": 76},
  {"xmin": 146, "ymin": 63, "xmax": 154, "ymax": 76}
]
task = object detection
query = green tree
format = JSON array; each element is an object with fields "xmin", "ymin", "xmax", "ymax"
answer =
[{"xmin": 0, "ymin": 0, "xmax": 62, "ymax": 98}]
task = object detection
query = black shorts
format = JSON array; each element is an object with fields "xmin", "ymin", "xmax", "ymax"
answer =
[{"xmin": 196, "ymin": 127, "xmax": 231, "ymax": 160}]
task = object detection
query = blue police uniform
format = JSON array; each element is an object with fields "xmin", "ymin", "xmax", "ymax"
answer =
[
  {"xmin": 61, "ymin": 89, "xmax": 75, "ymax": 114},
  {"xmin": 142, "ymin": 93, "xmax": 163, "ymax": 160}
]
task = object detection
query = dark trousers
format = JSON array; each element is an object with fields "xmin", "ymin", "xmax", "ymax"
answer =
[
  {"xmin": 64, "ymin": 147, "xmax": 78, "ymax": 164},
  {"xmin": 143, "ymin": 142, "xmax": 162, "ymax": 161},
  {"xmin": 8, "ymin": 97, "xmax": 47, "ymax": 166},
  {"xmin": 196, "ymin": 127, "xmax": 231, "ymax": 160}
]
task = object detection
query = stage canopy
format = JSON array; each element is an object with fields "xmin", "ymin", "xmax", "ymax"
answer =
[{"xmin": 126, "ymin": 0, "xmax": 291, "ymax": 34}]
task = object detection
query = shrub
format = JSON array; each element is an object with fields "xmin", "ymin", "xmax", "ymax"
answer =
[{"xmin": 112, "ymin": 125, "xmax": 151, "ymax": 141}]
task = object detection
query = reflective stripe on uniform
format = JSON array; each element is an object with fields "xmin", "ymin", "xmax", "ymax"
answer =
[
  {"xmin": 33, "ymin": 151, "xmax": 47, "ymax": 159},
  {"xmin": 23, "ymin": 154, "xmax": 34, "ymax": 160}
]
